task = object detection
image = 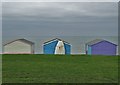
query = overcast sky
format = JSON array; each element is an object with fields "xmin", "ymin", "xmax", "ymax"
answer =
[
  {"xmin": 2, "ymin": 2, "xmax": 118, "ymax": 54},
  {"xmin": 2, "ymin": 2, "xmax": 118, "ymax": 36}
]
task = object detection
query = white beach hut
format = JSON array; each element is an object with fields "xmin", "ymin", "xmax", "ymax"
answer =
[{"xmin": 3, "ymin": 39, "xmax": 34, "ymax": 54}]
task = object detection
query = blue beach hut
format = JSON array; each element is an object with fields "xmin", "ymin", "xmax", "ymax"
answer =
[{"xmin": 43, "ymin": 38, "xmax": 71, "ymax": 54}]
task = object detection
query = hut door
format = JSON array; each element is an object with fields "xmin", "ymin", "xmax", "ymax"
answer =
[{"xmin": 54, "ymin": 41, "xmax": 65, "ymax": 54}]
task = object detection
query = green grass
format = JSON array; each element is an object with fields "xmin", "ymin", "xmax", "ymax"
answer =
[{"xmin": 2, "ymin": 54, "xmax": 119, "ymax": 83}]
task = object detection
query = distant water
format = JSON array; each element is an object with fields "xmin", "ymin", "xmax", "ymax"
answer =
[{"xmin": 3, "ymin": 36, "xmax": 118, "ymax": 54}]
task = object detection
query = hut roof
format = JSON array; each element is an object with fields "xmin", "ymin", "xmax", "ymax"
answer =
[
  {"xmin": 43, "ymin": 38, "xmax": 70, "ymax": 45},
  {"xmin": 86, "ymin": 39, "xmax": 117, "ymax": 46},
  {"xmin": 4, "ymin": 38, "xmax": 34, "ymax": 46}
]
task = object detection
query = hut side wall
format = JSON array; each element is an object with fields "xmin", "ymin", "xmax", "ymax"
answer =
[
  {"xmin": 43, "ymin": 40, "xmax": 58, "ymax": 54},
  {"xmin": 87, "ymin": 46, "xmax": 92, "ymax": 55},
  {"xmin": 64, "ymin": 43, "xmax": 71, "ymax": 54}
]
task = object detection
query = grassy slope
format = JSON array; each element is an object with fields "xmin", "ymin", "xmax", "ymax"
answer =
[{"xmin": 2, "ymin": 54, "xmax": 118, "ymax": 83}]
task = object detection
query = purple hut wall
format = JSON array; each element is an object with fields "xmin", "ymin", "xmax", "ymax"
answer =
[{"xmin": 91, "ymin": 41, "xmax": 117, "ymax": 55}]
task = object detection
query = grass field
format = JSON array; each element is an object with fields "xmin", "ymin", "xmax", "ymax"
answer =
[{"xmin": 2, "ymin": 54, "xmax": 118, "ymax": 83}]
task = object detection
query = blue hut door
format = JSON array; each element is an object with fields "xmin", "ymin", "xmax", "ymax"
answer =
[{"xmin": 54, "ymin": 41, "xmax": 65, "ymax": 54}]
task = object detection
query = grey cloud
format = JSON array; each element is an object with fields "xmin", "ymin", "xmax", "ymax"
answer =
[
  {"xmin": 2, "ymin": 2, "xmax": 118, "ymax": 24},
  {"xmin": 2, "ymin": 2, "xmax": 118, "ymax": 37},
  {"xmin": 3, "ymin": 2, "xmax": 118, "ymax": 18}
]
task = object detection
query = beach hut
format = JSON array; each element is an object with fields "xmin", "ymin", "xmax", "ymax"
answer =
[
  {"xmin": 43, "ymin": 38, "xmax": 71, "ymax": 54},
  {"xmin": 3, "ymin": 39, "xmax": 34, "ymax": 54},
  {"xmin": 85, "ymin": 39, "xmax": 117, "ymax": 55}
]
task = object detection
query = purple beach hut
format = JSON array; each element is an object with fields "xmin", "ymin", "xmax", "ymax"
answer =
[{"xmin": 85, "ymin": 39, "xmax": 117, "ymax": 55}]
